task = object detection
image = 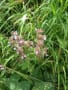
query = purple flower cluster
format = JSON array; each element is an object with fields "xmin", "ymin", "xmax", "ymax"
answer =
[
  {"xmin": 9, "ymin": 31, "xmax": 33, "ymax": 59},
  {"xmin": 9, "ymin": 29, "xmax": 47, "ymax": 59}
]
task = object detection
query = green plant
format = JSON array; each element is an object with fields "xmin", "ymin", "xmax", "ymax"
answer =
[{"xmin": 0, "ymin": 0, "xmax": 68, "ymax": 90}]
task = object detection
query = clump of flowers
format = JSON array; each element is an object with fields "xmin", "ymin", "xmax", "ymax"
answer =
[
  {"xmin": 8, "ymin": 29, "xmax": 47, "ymax": 59},
  {"xmin": 9, "ymin": 31, "xmax": 33, "ymax": 59},
  {"xmin": 35, "ymin": 29, "xmax": 47, "ymax": 57}
]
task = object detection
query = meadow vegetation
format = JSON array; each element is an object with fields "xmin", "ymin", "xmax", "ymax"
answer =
[{"xmin": 0, "ymin": 0, "xmax": 68, "ymax": 90}]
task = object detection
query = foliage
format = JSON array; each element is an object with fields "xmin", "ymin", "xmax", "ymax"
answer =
[{"xmin": 0, "ymin": 0, "xmax": 68, "ymax": 90}]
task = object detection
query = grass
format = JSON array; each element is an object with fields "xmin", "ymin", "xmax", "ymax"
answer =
[{"xmin": 0, "ymin": 0, "xmax": 68, "ymax": 90}]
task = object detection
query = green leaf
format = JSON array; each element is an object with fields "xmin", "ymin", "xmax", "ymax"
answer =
[
  {"xmin": 32, "ymin": 82, "xmax": 54, "ymax": 90},
  {"xmin": 5, "ymin": 74, "xmax": 31, "ymax": 90},
  {"xmin": 0, "ymin": 82, "xmax": 9, "ymax": 90}
]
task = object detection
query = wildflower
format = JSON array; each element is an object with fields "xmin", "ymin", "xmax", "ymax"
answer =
[
  {"xmin": 0, "ymin": 65, "xmax": 4, "ymax": 70},
  {"xmin": 9, "ymin": 29, "xmax": 47, "ymax": 59},
  {"xmin": 35, "ymin": 28, "xmax": 47, "ymax": 57},
  {"xmin": 18, "ymin": 39, "xmax": 25, "ymax": 46},
  {"xmin": 35, "ymin": 46, "xmax": 41, "ymax": 56}
]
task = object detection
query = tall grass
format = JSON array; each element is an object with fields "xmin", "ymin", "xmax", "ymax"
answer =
[{"xmin": 0, "ymin": 0, "xmax": 68, "ymax": 90}]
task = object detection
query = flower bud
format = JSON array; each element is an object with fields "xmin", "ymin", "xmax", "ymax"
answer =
[
  {"xmin": 35, "ymin": 46, "xmax": 41, "ymax": 56},
  {"xmin": 18, "ymin": 39, "xmax": 25, "ymax": 46}
]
